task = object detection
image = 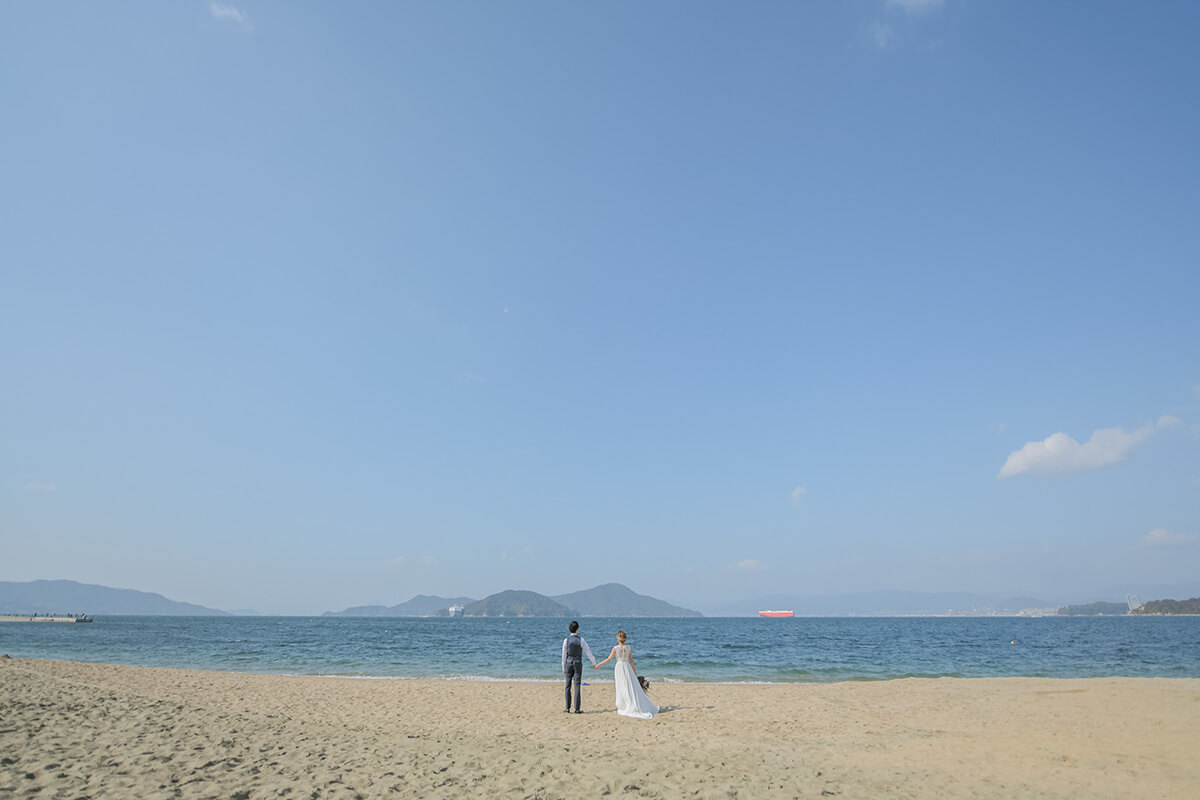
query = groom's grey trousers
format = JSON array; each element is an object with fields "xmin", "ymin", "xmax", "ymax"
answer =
[{"xmin": 564, "ymin": 657, "xmax": 583, "ymax": 712}]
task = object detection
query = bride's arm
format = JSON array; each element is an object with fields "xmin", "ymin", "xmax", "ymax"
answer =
[
  {"xmin": 629, "ymin": 649, "xmax": 637, "ymax": 675},
  {"xmin": 594, "ymin": 647, "xmax": 616, "ymax": 668}
]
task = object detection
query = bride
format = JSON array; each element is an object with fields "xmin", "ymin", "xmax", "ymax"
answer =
[{"xmin": 594, "ymin": 630, "xmax": 658, "ymax": 719}]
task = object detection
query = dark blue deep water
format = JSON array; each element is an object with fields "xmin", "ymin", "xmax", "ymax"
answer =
[{"xmin": 3, "ymin": 616, "xmax": 1198, "ymax": 683}]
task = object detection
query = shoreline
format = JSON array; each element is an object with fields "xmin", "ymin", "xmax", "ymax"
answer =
[
  {"xmin": 0, "ymin": 654, "xmax": 978, "ymax": 684},
  {"xmin": 5, "ymin": 652, "xmax": 1195, "ymax": 684},
  {"xmin": 4, "ymin": 657, "xmax": 1199, "ymax": 798}
]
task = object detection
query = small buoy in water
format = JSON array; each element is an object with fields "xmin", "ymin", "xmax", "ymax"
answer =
[{"xmin": 1011, "ymin": 641, "xmax": 1016, "ymax": 645}]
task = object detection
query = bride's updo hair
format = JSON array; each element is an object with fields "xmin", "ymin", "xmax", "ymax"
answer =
[{"xmin": 617, "ymin": 630, "xmax": 627, "ymax": 643}]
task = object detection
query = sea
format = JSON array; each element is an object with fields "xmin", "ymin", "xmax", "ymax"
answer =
[{"xmin": 3, "ymin": 616, "xmax": 1199, "ymax": 683}]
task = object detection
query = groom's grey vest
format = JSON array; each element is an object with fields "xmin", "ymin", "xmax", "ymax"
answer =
[{"xmin": 565, "ymin": 633, "xmax": 583, "ymax": 662}]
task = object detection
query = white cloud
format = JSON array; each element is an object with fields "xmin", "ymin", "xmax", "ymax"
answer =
[
  {"xmin": 887, "ymin": 0, "xmax": 945, "ymax": 13},
  {"xmin": 790, "ymin": 486, "xmax": 807, "ymax": 502},
  {"xmin": 998, "ymin": 426, "xmax": 1149, "ymax": 478},
  {"xmin": 735, "ymin": 559, "xmax": 765, "ymax": 572},
  {"xmin": 210, "ymin": 2, "xmax": 250, "ymax": 29},
  {"xmin": 458, "ymin": 372, "xmax": 486, "ymax": 384},
  {"xmin": 24, "ymin": 482, "xmax": 56, "ymax": 492},
  {"xmin": 868, "ymin": 20, "xmax": 895, "ymax": 49},
  {"xmin": 997, "ymin": 417, "xmax": 1179, "ymax": 479},
  {"xmin": 1143, "ymin": 528, "xmax": 1196, "ymax": 547}
]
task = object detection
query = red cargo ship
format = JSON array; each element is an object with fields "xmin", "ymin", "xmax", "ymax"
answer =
[{"xmin": 758, "ymin": 610, "xmax": 794, "ymax": 617}]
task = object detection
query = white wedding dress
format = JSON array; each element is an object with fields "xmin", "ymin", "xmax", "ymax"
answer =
[{"xmin": 612, "ymin": 644, "xmax": 658, "ymax": 720}]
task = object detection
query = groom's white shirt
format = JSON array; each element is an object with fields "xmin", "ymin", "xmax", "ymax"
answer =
[{"xmin": 562, "ymin": 635, "xmax": 597, "ymax": 673}]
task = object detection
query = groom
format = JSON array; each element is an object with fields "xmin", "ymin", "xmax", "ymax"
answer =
[{"xmin": 561, "ymin": 620, "xmax": 597, "ymax": 713}]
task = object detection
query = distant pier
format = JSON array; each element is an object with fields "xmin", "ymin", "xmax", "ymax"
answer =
[{"xmin": 0, "ymin": 613, "xmax": 93, "ymax": 623}]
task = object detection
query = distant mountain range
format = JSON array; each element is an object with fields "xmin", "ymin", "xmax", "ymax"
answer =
[
  {"xmin": 3, "ymin": 580, "xmax": 696, "ymax": 618},
  {"xmin": 325, "ymin": 584, "xmax": 702, "ymax": 618},
  {"xmin": 18, "ymin": 578, "xmax": 1188, "ymax": 618},
  {"xmin": 323, "ymin": 595, "xmax": 477, "ymax": 617},
  {"xmin": 460, "ymin": 590, "xmax": 575, "ymax": 617},
  {"xmin": 0, "ymin": 580, "xmax": 228, "ymax": 616},
  {"xmin": 552, "ymin": 583, "xmax": 702, "ymax": 617}
]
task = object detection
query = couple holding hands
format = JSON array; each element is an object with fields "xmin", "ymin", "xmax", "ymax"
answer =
[{"xmin": 561, "ymin": 620, "xmax": 658, "ymax": 720}]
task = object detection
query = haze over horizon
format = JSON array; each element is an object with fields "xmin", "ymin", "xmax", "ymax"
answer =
[{"xmin": 3, "ymin": 2, "xmax": 1198, "ymax": 615}]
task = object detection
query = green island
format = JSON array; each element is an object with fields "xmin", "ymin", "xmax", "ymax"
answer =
[
  {"xmin": 1057, "ymin": 601, "xmax": 1130, "ymax": 616},
  {"xmin": 1129, "ymin": 597, "xmax": 1200, "ymax": 615}
]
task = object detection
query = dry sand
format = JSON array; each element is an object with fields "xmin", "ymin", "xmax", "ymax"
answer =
[{"xmin": 1, "ymin": 657, "xmax": 1198, "ymax": 799}]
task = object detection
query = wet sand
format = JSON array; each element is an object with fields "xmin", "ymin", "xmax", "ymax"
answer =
[{"xmin": 2, "ymin": 657, "xmax": 1198, "ymax": 798}]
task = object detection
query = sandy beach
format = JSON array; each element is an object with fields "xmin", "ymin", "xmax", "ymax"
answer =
[{"xmin": 2, "ymin": 658, "xmax": 1198, "ymax": 799}]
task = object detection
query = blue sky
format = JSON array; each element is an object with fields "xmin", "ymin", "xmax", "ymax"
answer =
[{"xmin": 3, "ymin": 1, "xmax": 1198, "ymax": 614}]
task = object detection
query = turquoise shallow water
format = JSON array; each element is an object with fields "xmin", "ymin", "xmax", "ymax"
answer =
[{"xmin": 3, "ymin": 616, "xmax": 1198, "ymax": 683}]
